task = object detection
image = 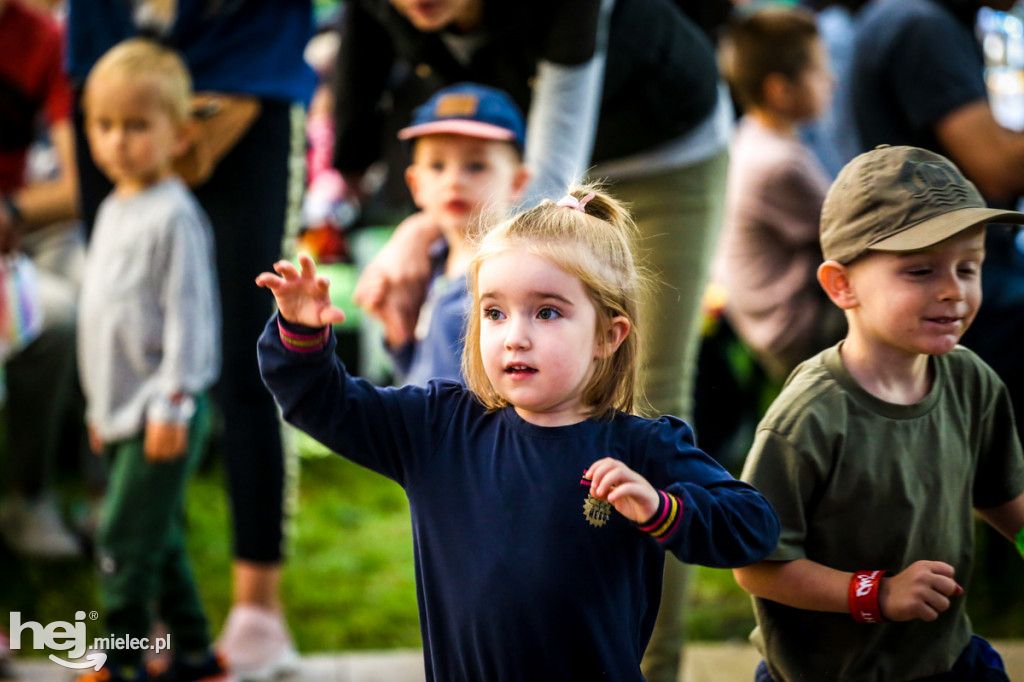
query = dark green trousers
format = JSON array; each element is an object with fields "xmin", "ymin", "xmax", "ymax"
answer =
[{"xmin": 96, "ymin": 396, "xmax": 212, "ymax": 666}]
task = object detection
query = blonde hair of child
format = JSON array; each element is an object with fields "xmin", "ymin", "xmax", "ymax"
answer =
[
  {"xmin": 462, "ymin": 183, "xmax": 649, "ymax": 419},
  {"xmin": 83, "ymin": 38, "xmax": 192, "ymax": 125}
]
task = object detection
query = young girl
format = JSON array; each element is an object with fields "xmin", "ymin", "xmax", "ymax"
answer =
[{"xmin": 255, "ymin": 186, "xmax": 780, "ymax": 680}]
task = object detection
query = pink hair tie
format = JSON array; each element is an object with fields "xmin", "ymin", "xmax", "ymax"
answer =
[{"xmin": 556, "ymin": 192, "xmax": 596, "ymax": 213}]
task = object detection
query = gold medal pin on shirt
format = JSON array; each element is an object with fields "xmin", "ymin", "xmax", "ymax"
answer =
[{"xmin": 580, "ymin": 470, "xmax": 612, "ymax": 527}]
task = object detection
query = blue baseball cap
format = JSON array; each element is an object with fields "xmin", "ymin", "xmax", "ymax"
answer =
[{"xmin": 398, "ymin": 83, "xmax": 525, "ymax": 150}]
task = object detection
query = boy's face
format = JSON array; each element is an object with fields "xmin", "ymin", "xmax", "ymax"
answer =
[
  {"xmin": 843, "ymin": 226, "xmax": 986, "ymax": 359},
  {"xmin": 85, "ymin": 76, "xmax": 186, "ymax": 194},
  {"xmin": 784, "ymin": 38, "xmax": 833, "ymax": 121},
  {"xmin": 406, "ymin": 134, "xmax": 527, "ymax": 244}
]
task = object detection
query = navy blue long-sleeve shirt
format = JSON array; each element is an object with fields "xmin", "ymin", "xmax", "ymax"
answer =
[{"xmin": 258, "ymin": 315, "xmax": 778, "ymax": 680}]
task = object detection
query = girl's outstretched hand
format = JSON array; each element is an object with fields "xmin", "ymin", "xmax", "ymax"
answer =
[
  {"xmin": 255, "ymin": 253, "xmax": 346, "ymax": 328},
  {"xmin": 585, "ymin": 457, "xmax": 660, "ymax": 524}
]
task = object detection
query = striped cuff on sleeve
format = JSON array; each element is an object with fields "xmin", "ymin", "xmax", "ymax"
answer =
[
  {"xmin": 278, "ymin": 318, "xmax": 330, "ymax": 353},
  {"xmin": 636, "ymin": 490, "xmax": 683, "ymax": 543}
]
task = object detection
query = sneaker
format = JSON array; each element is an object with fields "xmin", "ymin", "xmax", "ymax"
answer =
[
  {"xmin": 73, "ymin": 662, "xmax": 149, "ymax": 682},
  {"xmin": 148, "ymin": 650, "xmax": 233, "ymax": 682},
  {"xmin": 0, "ymin": 494, "xmax": 81, "ymax": 559},
  {"xmin": 216, "ymin": 606, "xmax": 298, "ymax": 681}
]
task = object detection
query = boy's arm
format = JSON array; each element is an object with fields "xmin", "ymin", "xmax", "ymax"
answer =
[
  {"xmin": 734, "ymin": 559, "xmax": 850, "ymax": 613},
  {"xmin": 973, "ymin": 361, "xmax": 1024, "ymax": 554},
  {"xmin": 148, "ymin": 208, "xmax": 219, "ymax": 459},
  {"xmin": 977, "ymin": 490, "xmax": 1024, "ymax": 556},
  {"xmin": 734, "ymin": 558, "xmax": 963, "ymax": 623},
  {"xmin": 739, "ymin": 413, "xmax": 964, "ymax": 624}
]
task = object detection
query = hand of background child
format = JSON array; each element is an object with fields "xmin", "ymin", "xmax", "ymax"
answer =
[
  {"xmin": 87, "ymin": 424, "xmax": 103, "ymax": 455},
  {"xmin": 144, "ymin": 420, "xmax": 188, "ymax": 462},
  {"xmin": 585, "ymin": 458, "xmax": 661, "ymax": 524},
  {"xmin": 255, "ymin": 253, "xmax": 347, "ymax": 328},
  {"xmin": 878, "ymin": 560, "xmax": 963, "ymax": 622},
  {"xmin": 355, "ymin": 270, "xmax": 414, "ymax": 349},
  {"xmin": 352, "ymin": 211, "xmax": 435, "ymax": 346}
]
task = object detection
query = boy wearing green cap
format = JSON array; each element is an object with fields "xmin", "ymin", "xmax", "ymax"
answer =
[{"xmin": 734, "ymin": 145, "xmax": 1024, "ymax": 681}]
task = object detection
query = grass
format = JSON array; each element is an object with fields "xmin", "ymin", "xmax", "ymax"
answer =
[
  {"xmin": 3, "ymin": 426, "xmax": 1022, "ymax": 658},
  {"xmin": 187, "ymin": 436, "xmax": 422, "ymax": 651},
  {"xmin": 0, "ymin": 431, "xmax": 755, "ymax": 656}
]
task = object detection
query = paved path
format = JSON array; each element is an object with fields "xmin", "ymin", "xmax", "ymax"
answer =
[{"xmin": 9, "ymin": 641, "xmax": 1024, "ymax": 681}]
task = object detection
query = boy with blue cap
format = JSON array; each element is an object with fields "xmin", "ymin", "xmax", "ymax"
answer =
[{"xmin": 362, "ymin": 82, "xmax": 529, "ymax": 385}]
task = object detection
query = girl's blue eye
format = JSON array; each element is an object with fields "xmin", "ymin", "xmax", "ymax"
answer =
[{"xmin": 537, "ymin": 307, "xmax": 560, "ymax": 320}]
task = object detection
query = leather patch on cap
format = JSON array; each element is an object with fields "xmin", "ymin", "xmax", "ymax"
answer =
[{"xmin": 434, "ymin": 93, "xmax": 479, "ymax": 118}]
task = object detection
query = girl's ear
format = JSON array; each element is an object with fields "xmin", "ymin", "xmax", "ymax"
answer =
[
  {"xmin": 817, "ymin": 260, "xmax": 858, "ymax": 310},
  {"xmin": 596, "ymin": 315, "xmax": 630, "ymax": 359}
]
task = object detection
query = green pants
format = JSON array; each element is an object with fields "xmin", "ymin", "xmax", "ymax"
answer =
[
  {"xmin": 602, "ymin": 149, "xmax": 730, "ymax": 682},
  {"xmin": 96, "ymin": 396, "xmax": 212, "ymax": 666}
]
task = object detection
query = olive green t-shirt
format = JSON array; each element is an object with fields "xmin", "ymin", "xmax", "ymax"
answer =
[{"xmin": 741, "ymin": 343, "xmax": 1024, "ymax": 681}]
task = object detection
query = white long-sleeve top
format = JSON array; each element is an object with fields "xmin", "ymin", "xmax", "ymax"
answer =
[{"xmin": 78, "ymin": 177, "xmax": 220, "ymax": 442}]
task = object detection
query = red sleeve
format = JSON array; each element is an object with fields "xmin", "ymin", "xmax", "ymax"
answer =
[{"xmin": 38, "ymin": 17, "xmax": 72, "ymax": 126}]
